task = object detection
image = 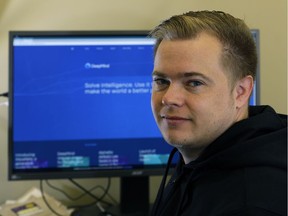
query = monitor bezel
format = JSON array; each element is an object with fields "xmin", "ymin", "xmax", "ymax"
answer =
[{"xmin": 8, "ymin": 30, "xmax": 175, "ymax": 181}]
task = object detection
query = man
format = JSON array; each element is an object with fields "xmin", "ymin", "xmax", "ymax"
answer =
[{"xmin": 150, "ymin": 11, "xmax": 287, "ymax": 216}]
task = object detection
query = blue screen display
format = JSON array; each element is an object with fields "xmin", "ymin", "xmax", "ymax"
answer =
[{"xmin": 10, "ymin": 33, "xmax": 174, "ymax": 174}]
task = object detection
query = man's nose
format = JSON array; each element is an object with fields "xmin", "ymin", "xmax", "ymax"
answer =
[{"xmin": 161, "ymin": 84, "xmax": 184, "ymax": 107}]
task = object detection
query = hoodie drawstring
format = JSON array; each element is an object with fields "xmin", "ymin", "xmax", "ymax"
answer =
[{"xmin": 151, "ymin": 147, "xmax": 178, "ymax": 216}]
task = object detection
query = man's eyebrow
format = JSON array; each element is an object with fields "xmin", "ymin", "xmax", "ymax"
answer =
[
  {"xmin": 184, "ymin": 71, "xmax": 210, "ymax": 78},
  {"xmin": 184, "ymin": 72, "xmax": 214, "ymax": 84},
  {"xmin": 152, "ymin": 71, "xmax": 166, "ymax": 77},
  {"xmin": 152, "ymin": 71, "xmax": 213, "ymax": 83}
]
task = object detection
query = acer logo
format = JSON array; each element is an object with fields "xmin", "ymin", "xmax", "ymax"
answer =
[{"xmin": 131, "ymin": 171, "xmax": 143, "ymax": 176}]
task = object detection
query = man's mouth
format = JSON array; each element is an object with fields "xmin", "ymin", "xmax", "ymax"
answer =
[
  {"xmin": 162, "ymin": 115, "xmax": 186, "ymax": 120},
  {"xmin": 161, "ymin": 115, "xmax": 191, "ymax": 122}
]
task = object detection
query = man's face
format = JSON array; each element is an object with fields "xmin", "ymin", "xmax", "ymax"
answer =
[{"xmin": 151, "ymin": 33, "xmax": 240, "ymax": 160}]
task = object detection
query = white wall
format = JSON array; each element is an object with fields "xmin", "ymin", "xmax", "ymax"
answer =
[{"xmin": 0, "ymin": 0, "xmax": 286, "ymax": 206}]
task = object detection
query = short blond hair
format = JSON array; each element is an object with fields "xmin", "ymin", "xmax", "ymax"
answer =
[{"xmin": 150, "ymin": 10, "xmax": 257, "ymax": 87}]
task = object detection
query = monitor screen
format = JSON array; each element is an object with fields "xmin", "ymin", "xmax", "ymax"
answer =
[{"xmin": 9, "ymin": 31, "xmax": 176, "ymax": 181}]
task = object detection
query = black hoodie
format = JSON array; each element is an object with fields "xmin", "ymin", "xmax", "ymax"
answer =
[{"xmin": 151, "ymin": 106, "xmax": 287, "ymax": 216}]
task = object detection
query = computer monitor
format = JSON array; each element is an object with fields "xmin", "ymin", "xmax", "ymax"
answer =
[{"xmin": 8, "ymin": 30, "xmax": 259, "ymax": 214}]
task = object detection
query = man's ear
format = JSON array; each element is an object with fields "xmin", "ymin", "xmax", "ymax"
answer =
[{"xmin": 234, "ymin": 75, "xmax": 254, "ymax": 108}]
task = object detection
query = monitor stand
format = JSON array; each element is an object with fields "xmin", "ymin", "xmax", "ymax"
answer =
[
  {"xmin": 71, "ymin": 176, "xmax": 150, "ymax": 216},
  {"xmin": 120, "ymin": 176, "xmax": 149, "ymax": 215}
]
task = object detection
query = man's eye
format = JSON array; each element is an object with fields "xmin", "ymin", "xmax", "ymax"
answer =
[
  {"xmin": 153, "ymin": 78, "xmax": 169, "ymax": 86},
  {"xmin": 188, "ymin": 80, "xmax": 204, "ymax": 87},
  {"xmin": 152, "ymin": 77, "xmax": 170, "ymax": 91}
]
